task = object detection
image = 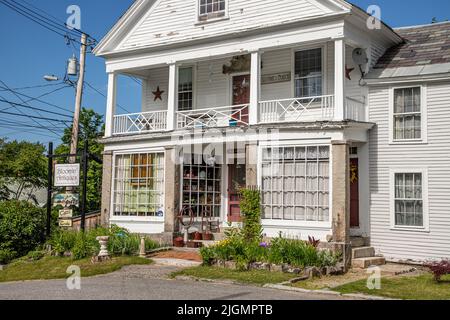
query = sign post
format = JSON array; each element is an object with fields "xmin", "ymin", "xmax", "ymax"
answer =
[{"xmin": 46, "ymin": 142, "xmax": 53, "ymax": 238}]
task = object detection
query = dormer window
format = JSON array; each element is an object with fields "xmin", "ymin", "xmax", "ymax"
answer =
[{"xmin": 199, "ymin": 0, "xmax": 226, "ymax": 21}]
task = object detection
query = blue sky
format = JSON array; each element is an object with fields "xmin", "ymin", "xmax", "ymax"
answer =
[{"xmin": 0, "ymin": 0, "xmax": 449, "ymax": 145}]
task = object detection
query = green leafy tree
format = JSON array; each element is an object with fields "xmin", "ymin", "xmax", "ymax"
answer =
[
  {"xmin": 55, "ymin": 108, "xmax": 104, "ymax": 212},
  {"xmin": 0, "ymin": 138, "xmax": 47, "ymax": 204}
]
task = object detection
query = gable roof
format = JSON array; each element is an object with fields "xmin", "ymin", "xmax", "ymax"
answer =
[
  {"xmin": 374, "ymin": 21, "xmax": 450, "ymax": 69},
  {"xmin": 93, "ymin": 0, "xmax": 355, "ymax": 56}
]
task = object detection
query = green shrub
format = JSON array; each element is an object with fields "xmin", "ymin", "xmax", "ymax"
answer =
[
  {"xmin": 47, "ymin": 225, "xmax": 159, "ymax": 260},
  {"xmin": 72, "ymin": 233, "xmax": 91, "ymax": 260},
  {"xmin": 239, "ymin": 188, "xmax": 262, "ymax": 243},
  {"xmin": 25, "ymin": 250, "xmax": 46, "ymax": 261},
  {"xmin": 0, "ymin": 249, "xmax": 17, "ymax": 264},
  {"xmin": 0, "ymin": 200, "xmax": 46, "ymax": 259},
  {"xmin": 199, "ymin": 246, "xmax": 215, "ymax": 265},
  {"xmin": 49, "ymin": 229, "xmax": 78, "ymax": 255}
]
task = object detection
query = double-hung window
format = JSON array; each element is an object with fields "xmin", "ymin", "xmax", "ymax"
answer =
[
  {"xmin": 391, "ymin": 169, "xmax": 428, "ymax": 230},
  {"xmin": 113, "ymin": 152, "xmax": 165, "ymax": 217},
  {"xmin": 199, "ymin": 0, "xmax": 226, "ymax": 21},
  {"xmin": 393, "ymin": 87, "xmax": 422, "ymax": 140},
  {"xmin": 294, "ymin": 48, "xmax": 323, "ymax": 98},
  {"xmin": 261, "ymin": 146, "xmax": 330, "ymax": 222},
  {"xmin": 178, "ymin": 67, "xmax": 193, "ymax": 111}
]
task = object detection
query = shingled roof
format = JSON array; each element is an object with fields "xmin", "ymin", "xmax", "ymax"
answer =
[{"xmin": 374, "ymin": 21, "xmax": 450, "ymax": 69}]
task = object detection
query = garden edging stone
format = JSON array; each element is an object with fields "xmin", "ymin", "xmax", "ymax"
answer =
[{"xmin": 263, "ymin": 284, "xmax": 397, "ymax": 300}]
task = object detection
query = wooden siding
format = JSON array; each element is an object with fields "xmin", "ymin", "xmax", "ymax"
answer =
[
  {"xmin": 141, "ymin": 44, "xmax": 345, "ymax": 111},
  {"xmin": 119, "ymin": 0, "xmax": 338, "ymax": 50},
  {"xmin": 368, "ymin": 81, "xmax": 450, "ymax": 262}
]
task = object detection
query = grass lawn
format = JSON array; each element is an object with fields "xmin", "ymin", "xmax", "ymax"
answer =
[
  {"xmin": 333, "ymin": 274, "xmax": 450, "ymax": 300},
  {"xmin": 0, "ymin": 256, "xmax": 152, "ymax": 283},
  {"xmin": 171, "ymin": 266, "xmax": 298, "ymax": 286}
]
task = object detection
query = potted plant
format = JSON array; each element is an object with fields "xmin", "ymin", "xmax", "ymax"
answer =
[
  {"xmin": 194, "ymin": 232, "xmax": 203, "ymax": 241},
  {"xmin": 173, "ymin": 236, "xmax": 184, "ymax": 247},
  {"xmin": 202, "ymin": 231, "xmax": 213, "ymax": 241}
]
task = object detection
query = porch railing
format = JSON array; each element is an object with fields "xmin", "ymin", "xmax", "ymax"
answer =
[
  {"xmin": 259, "ymin": 95, "xmax": 335, "ymax": 124},
  {"xmin": 177, "ymin": 104, "xmax": 249, "ymax": 129},
  {"xmin": 113, "ymin": 110, "xmax": 167, "ymax": 135},
  {"xmin": 345, "ymin": 97, "xmax": 367, "ymax": 122}
]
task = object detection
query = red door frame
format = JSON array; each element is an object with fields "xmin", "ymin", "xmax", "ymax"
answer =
[
  {"xmin": 227, "ymin": 163, "xmax": 246, "ymax": 222},
  {"xmin": 350, "ymin": 158, "xmax": 360, "ymax": 228},
  {"xmin": 231, "ymin": 74, "xmax": 250, "ymax": 125}
]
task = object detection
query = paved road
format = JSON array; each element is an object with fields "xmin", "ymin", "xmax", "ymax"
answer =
[{"xmin": 0, "ymin": 263, "xmax": 349, "ymax": 300}]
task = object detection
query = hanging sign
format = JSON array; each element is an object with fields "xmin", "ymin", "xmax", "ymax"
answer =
[
  {"xmin": 54, "ymin": 164, "xmax": 80, "ymax": 187},
  {"xmin": 59, "ymin": 219, "xmax": 73, "ymax": 227},
  {"xmin": 261, "ymin": 72, "xmax": 291, "ymax": 85},
  {"xmin": 53, "ymin": 193, "xmax": 80, "ymax": 208},
  {"xmin": 59, "ymin": 209, "xmax": 73, "ymax": 218}
]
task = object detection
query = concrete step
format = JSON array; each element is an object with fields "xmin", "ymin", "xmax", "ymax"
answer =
[
  {"xmin": 352, "ymin": 257, "xmax": 386, "ymax": 269},
  {"xmin": 350, "ymin": 237, "xmax": 366, "ymax": 248},
  {"xmin": 352, "ymin": 246, "xmax": 376, "ymax": 259}
]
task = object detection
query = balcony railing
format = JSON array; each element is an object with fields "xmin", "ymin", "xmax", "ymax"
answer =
[
  {"xmin": 177, "ymin": 104, "xmax": 249, "ymax": 129},
  {"xmin": 259, "ymin": 95, "xmax": 335, "ymax": 124},
  {"xmin": 113, "ymin": 110, "xmax": 167, "ymax": 135},
  {"xmin": 345, "ymin": 97, "xmax": 367, "ymax": 122}
]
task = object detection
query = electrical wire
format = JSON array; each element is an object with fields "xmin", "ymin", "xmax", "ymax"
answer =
[
  {"xmin": 0, "ymin": 80, "xmax": 68, "ymax": 135},
  {"xmin": 0, "ymin": 84, "xmax": 74, "ymax": 115},
  {"xmin": 0, "ymin": 0, "xmax": 97, "ymax": 46},
  {"xmin": 0, "ymin": 99, "xmax": 73, "ymax": 119},
  {"xmin": 84, "ymin": 81, "xmax": 131, "ymax": 114},
  {"xmin": 0, "ymin": 82, "xmax": 62, "ymax": 92},
  {"xmin": 0, "ymin": 110, "xmax": 72, "ymax": 123}
]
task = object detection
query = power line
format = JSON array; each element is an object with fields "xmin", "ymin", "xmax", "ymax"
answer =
[
  {"xmin": 0, "ymin": 0, "xmax": 97, "ymax": 46},
  {"xmin": 0, "ymin": 84, "xmax": 74, "ymax": 115},
  {"xmin": 0, "ymin": 110, "xmax": 72, "ymax": 123},
  {"xmin": 0, "ymin": 82, "xmax": 62, "ymax": 92},
  {"xmin": 0, "ymin": 0, "xmax": 80, "ymax": 41},
  {"xmin": 0, "ymin": 80, "xmax": 69, "ymax": 136},
  {"xmin": 0, "ymin": 98, "xmax": 73, "ymax": 119},
  {"xmin": 85, "ymin": 81, "xmax": 131, "ymax": 114}
]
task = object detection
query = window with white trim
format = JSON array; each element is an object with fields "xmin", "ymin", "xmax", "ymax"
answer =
[
  {"xmin": 393, "ymin": 87, "xmax": 422, "ymax": 140},
  {"xmin": 394, "ymin": 172, "xmax": 423, "ymax": 227},
  {"xmin": 113, "ymin": 153, "xmax": 165, "ymax": 217},
  {"xmin": 261, "ymin": 146, "xmax": 330, "ymax": 222},
  {"xmin": 178, "ymin": 67, "xmax": 193, "ymax": 111},
  {"xmin": 198, "ymin": 0, "xmax": 226, "ymax": 21},
  {"xmin": 294, "ymin": 48, "xmax": 323, "ymax": 98}
]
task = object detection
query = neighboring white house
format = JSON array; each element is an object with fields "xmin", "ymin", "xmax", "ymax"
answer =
[{"xmin": 94, "ymin": 0, "xmax": 450, "ymax": 264}]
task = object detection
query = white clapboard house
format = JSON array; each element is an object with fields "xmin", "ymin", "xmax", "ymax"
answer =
[{"xmin": 94, "ymin": 0, "xmax": 450, "ymax": 265}]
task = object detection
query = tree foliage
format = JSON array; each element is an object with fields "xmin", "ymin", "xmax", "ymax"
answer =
[
  {"xmin": 0, "ymin": 200, "xmax": 47, "ymax": 262},
  {"xmin": 55, "ymin": 108, "xmax": 104, "ymax": 212},
  {"xmin": 0, "ymin": 138, "xmax": 47, "ymax": 203}
]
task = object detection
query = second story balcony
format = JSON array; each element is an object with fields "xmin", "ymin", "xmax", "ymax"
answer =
[{"xmin": 105, "ymin": 40, "xmax": 369, "ymax": 137}]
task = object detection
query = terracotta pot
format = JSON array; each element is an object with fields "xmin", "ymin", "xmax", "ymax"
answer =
[
  {"xmin": 202, "ymin": 233, "xmax": 213, "ymax": 241},
  {"xmin": 173, "ymin": 238, "xmax": 184, "ymax": 247},
  {"xmin": 194, "ymin": 232, "xmax": 203, "ymax": 241},
  {"xmin": 187, "ymin": 241, "xmax": 198, "ymax": 248}
]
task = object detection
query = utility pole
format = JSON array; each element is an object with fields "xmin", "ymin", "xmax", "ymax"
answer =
[{"xmin": 69, "ymin": 33, "xmax": 87, "ymax": 164}]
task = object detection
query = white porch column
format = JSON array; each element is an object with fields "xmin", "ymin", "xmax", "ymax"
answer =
[
  {"xmin": 334, "ymin": 39, "xmax": 346, "ymax": 121},
  {"xmin": 167, "ymin": 63, "xmax": 178, "ymax": 131},
  {"xmin": 105, "ymin": 72, "xmax": 117, "ymax": 138},
  {"xmin": 249, "ymin": 51, "xmax": 261, "ymax": 125}
]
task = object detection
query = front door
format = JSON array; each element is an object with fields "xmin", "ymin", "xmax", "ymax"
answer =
[
  {"xmin": 350, "ymin": 158, "xmax": 360, "ymax": 228},
  {"xmin": 228, "ymin": 164, "xmax": 247, "ymax": 222},
  {"xmin": 232, "ymin": 74, "xmax": 250, "ymax": 125}
]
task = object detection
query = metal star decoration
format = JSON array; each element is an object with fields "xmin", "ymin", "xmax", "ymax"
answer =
[
  {"xmin": 152, "ymin": 86, "xmax": 164, "ymax": 101},
  {"xmin": 345, "ymin": 65, "xmax": 355, "ymax": 81}
]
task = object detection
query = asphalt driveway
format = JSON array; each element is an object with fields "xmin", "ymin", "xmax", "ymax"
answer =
[{"xmin": 0, "ymin": 263, "xmax": 350, "ymax": 300}]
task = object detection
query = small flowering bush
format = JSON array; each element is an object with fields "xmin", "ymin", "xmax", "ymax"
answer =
[
  {"xmin": 199, "ymin": 188, "xmax": 340, "ymax": 270},
  {"xmin": 425, "ymin": 260, "xmax": 450, "ymax": 282}
]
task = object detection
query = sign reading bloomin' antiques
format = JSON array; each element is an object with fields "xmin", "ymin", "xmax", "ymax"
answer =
[{"xmin": 54, "ymin": 164, "xmax": 80, "ymax": 187}]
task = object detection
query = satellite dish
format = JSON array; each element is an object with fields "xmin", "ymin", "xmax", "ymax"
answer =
[{"xmin": 352, "ymin": 48, "xmax": 368, "ymax": 66}]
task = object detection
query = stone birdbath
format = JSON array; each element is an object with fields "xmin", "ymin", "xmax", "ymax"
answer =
[{"xmin": 92, "ymin": 236, "xmax": 111, "ymax": 263}]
